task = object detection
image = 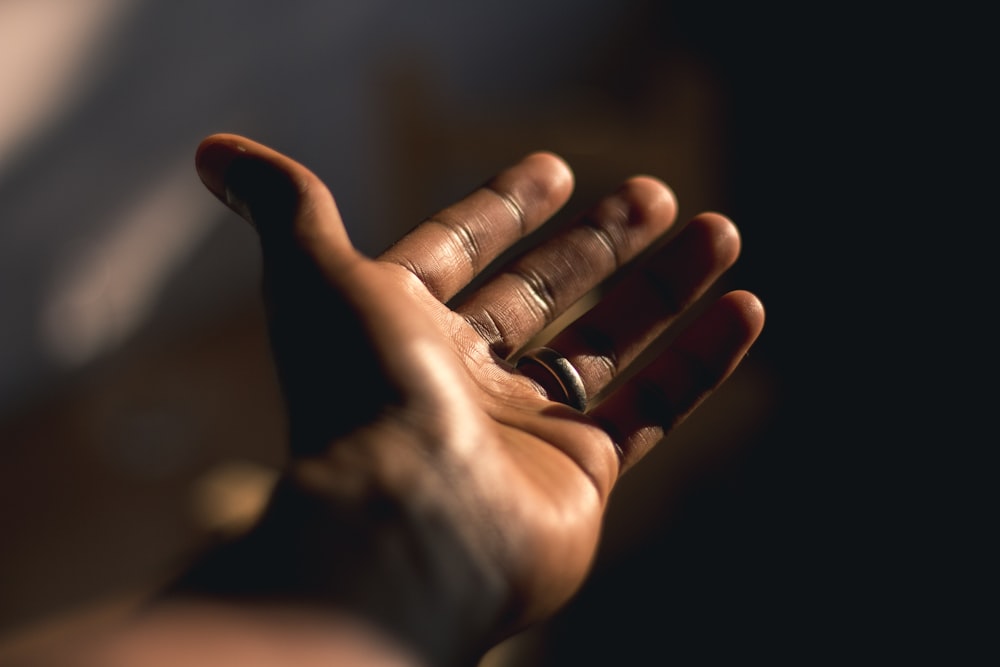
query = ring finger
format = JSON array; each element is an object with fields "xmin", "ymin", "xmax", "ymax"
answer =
[{"xmin": 543, "ymin": 212, "xmax": 743, "ymax": 404}]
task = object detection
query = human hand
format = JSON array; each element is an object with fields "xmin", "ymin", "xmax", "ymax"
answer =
[{"xmin": 187, "ymin": 133, "xmax": 764, "ymax": 665}]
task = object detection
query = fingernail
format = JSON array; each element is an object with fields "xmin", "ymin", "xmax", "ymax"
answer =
[
  {"xmin": 196, "ymin": 138, "xmax": 305, "ymax": 238},
  {"xmin": 196, "ymin": 141, "xmax": 255, "ymax": 224}
]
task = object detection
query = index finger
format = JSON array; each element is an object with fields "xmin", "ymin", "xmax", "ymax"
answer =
[{"xmin": 378, "ymin": 152, "xmax": 574, "ymax": 302}]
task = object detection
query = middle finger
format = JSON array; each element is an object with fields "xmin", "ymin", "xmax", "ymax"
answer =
[{"xmin": 457, "ymin": 176, "xmax": 678, "ymax": 359}]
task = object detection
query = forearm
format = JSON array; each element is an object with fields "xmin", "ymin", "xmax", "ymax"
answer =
[
  {"xmin": 9, "ymin": 472, "xmax": 504, "ymax": 667},
  {"xmin": 49, "ymin": 599, "xmax": 425, "ymax": 667}
]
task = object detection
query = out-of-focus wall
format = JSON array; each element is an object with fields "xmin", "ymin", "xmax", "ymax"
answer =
[{"xmin": 0, "ymin": 0, "xmax": 659, "ymax": 417}]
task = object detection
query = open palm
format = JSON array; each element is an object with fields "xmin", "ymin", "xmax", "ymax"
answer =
[{"xmin": 194, "ymin": 133, "xmax": 764, "ymax": 655}]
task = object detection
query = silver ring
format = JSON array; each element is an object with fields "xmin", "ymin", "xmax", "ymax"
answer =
[{"xmin": 516, "ymin": 346, "xmax": 587, "ymax": 411}]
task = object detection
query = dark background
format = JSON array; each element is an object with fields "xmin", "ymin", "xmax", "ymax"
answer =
[{"xmin": 0, "ymin": 0, "xmax": 977, "ymax": 663}]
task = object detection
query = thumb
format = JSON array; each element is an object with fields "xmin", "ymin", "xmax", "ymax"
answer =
[
  {"xmin": 195, "ymin": 133, "xmax": 355, "ymax": 264},
  {"xmin": 196, "ymin": 133, "xmax": 372, "ymax": 454}
]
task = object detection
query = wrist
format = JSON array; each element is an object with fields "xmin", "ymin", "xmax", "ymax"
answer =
[{"xmin": 167, "ymin": 463, "xmax": 509, "ymax": 666}]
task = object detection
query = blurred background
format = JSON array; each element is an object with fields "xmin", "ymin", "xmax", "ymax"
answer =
[{"xmin": 0, "ymin": 0, "xmax": 969, "ymax": 663}]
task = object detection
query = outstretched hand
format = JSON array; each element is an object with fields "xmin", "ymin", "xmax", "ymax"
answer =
[{"xmin": 187, "ymin": 133, "xmax": 764, "ymax": 665}]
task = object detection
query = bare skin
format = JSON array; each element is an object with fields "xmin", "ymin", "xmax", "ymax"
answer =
[{"xmin": 14, "ymin": 134, "xmax": 764, "ymax": 667}]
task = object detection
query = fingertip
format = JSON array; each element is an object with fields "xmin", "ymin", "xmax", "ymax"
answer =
[
  {"xmin": 743, "ymin": 290, "xmax": 766, "ymax": 323},
  {"xmin": 488, "ymin": 151, "xmax": 576, "ymax": 231},
  {"xmin": 687, "ymin": 211, "xmax": 743, "ymax": 262},
  {"xmin": 197, "ymin": 132, "xmax": 250, "ymax": 152},
  {"xmin": 692, "ymin": 210, "xmax": 732, "ymax": 223},
  {"xmin": 193, "ymin": 133, "xmax": 331, "ymax": 240},
  {"xmin": 523, "ymin": 149, "xmax": 572, "ymax": 173},
  {"xmin": 624, "ymin": 174, "xmax": 676, "ymax": 202},
  {"xmin": 195, "ymin": 134, "xmax": 250, "ymax": 202},
  {"xmin": 522, "ymin": 150, "xmax": 575, "ymax": 198},
  {"xmin": 617, "ymin": 175, "xmax": 678, "ymax": 227},
  {"xmin": 722, "ymin": 289, "xmax": 767, "ymax": 336}
]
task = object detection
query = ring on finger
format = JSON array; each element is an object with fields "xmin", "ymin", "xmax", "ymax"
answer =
[{"xmin": 516, "ymin": 346, "xmax": 587, "ymax": 411}]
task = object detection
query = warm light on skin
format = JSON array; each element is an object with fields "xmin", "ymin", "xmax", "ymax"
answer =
[{"xmin": 58, "ymin": 602, "xmax": 424, "ymax": 667}]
